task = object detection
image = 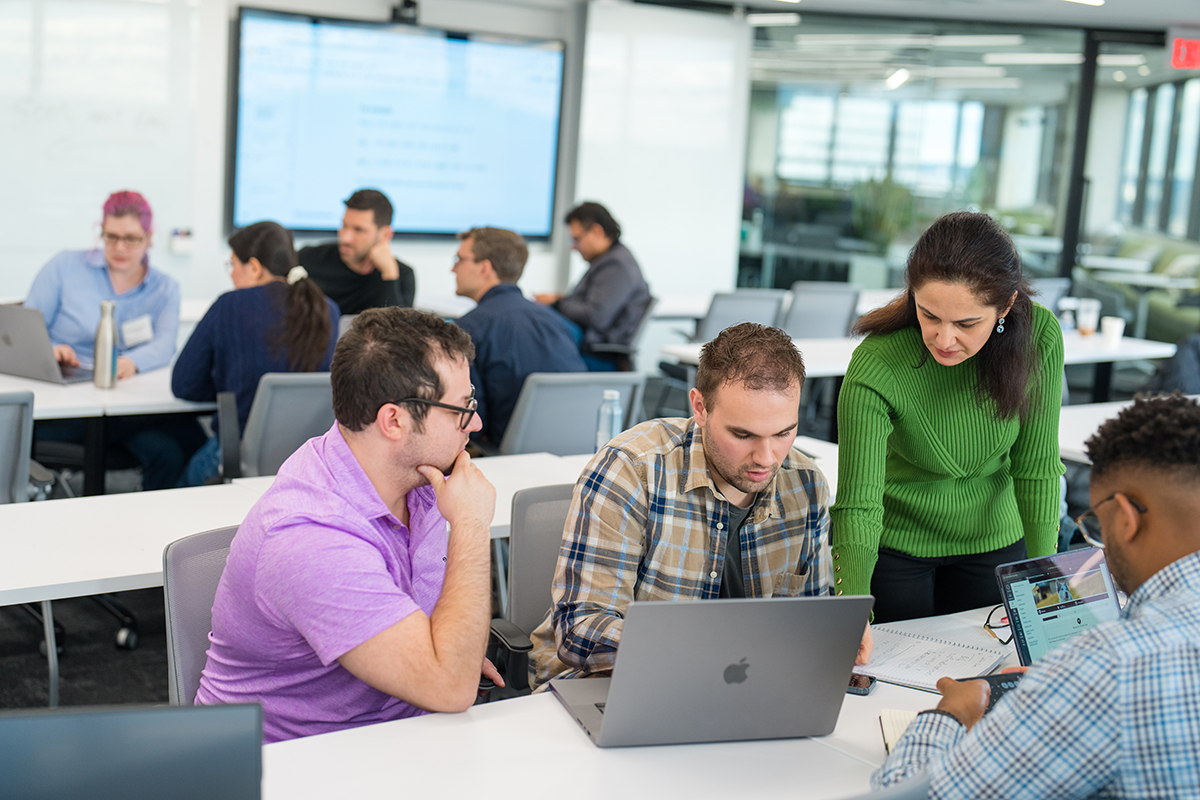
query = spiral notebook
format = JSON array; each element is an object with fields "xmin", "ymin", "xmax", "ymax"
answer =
[{"xmin": 852, "ymin": 615, "xmax": 1008, "ymax": 692}]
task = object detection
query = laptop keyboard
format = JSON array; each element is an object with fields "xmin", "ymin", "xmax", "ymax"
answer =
[{"xmin": 958, "ymin": 673, "xmax": 1022, "ymax": 714}]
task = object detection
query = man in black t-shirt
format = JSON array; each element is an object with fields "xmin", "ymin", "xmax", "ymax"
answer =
[{"xmin": 298, "ymin": 189, "xmax": 416, "ymax": 315}]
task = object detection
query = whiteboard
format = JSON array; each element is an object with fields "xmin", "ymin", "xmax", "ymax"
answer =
[{"xmin": 0, "ymin": 0, "xmax": 198, "ymax": 300}]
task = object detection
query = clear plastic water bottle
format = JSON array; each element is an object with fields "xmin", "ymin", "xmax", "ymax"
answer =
[
  {"xmin": 93, "ymin": 300, "xmax": 118, "ymax": 389},
  {"xmin": 595, "ymin": 389, "xmax": 623, "ymax": 452}
]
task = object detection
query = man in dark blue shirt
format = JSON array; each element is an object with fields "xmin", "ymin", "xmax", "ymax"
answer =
[{"xmin": 453, "ymin": 227, "xmax": 586, "ymax": 447}]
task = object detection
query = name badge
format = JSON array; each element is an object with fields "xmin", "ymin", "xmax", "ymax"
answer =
[{"xmin": 121, "ymin": 314, "xmax": 154, "ymax": 347}]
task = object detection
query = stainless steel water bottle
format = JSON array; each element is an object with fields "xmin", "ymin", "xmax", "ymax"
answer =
[{"xmin": 93, "ymin": 300, "xmax": 118, "ymax": 389}]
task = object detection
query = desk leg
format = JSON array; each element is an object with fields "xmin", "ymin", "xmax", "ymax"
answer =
[
  {"xmin": 41, "ymin": 601, "xmax": 59, "ymax": 708},
  {"xmin": 1092, "ymin": 362, "xmax": 1113, "ymax": 403},
  {"xmin": 83, "ymin": 416, "xmax": 107, "ymax": 496}
]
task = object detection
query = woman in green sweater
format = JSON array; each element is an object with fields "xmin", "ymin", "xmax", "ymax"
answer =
[{"xmin": 831, "ymin": 212, "xmax": 1065, "ymax": 622}]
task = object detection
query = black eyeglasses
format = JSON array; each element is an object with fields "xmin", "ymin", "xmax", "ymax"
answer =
[
  {"xmin": 1074, "ymin": 492, "xmax": 1147, "ymax": 549},
  {"xmin": 983, "ymin": 604, "xmax": 1013, "ymax": 645},
  {"xmin": 396, "ymin": 385, "xmax": 477, "ymax": 431}
]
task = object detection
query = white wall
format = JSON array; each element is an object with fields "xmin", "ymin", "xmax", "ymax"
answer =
[
  {"xmin": 572, "ymin": 1, "xmax": 751, "ymax": 294},
  {"xmin": 2, "ymin": 0, "xmax": 581, "ymax": 309}
]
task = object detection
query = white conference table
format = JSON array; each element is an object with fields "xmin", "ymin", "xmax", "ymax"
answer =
[
  {"xmin": 0, "ymin": 368, "xmax": 217, "ymax": 495},
  {"xmin": 262, "ymin": 606, "xmax": 1005, "ymax": 800},
  {"xmin": 1059, "ymin": 395, "xmax": 1200, "ymax": 464},
  {"xmin": 652, "ymin": 288, "xmax": 902, "ymax": 324},
  {"xmin": 0, "ymin": 482, "xmax": 264, "ymax": 706},
  {"xmin": 663, "ymin": 331, "xmax": 1177, "ymax": 405}
]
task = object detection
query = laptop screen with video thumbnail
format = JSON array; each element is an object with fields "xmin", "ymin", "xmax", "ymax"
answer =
[{"xmin": 996, "ymin": 548, "xmax": 1122, "ymax": 665}]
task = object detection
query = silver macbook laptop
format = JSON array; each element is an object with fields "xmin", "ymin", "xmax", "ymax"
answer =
[
  {"xmin": 995, "ymin": 548, "xmax": 1122, "ymax": 666},
  {"xmin": 550, "ymin": 595, "xmax": 874, "ymax": 747},
  {"xmin": 0, "ymin": 304, "xmax": 93, "ymax": 383}
]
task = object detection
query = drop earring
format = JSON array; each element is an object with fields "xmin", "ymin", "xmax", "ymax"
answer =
[{"xmin": 996, "ymin": 317, "xmax": 1006, "ymax": 334}]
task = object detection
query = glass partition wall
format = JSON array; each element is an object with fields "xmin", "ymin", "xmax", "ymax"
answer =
[
  {"xmin": 741, "ymin": 16, "xmax": 1085, "ymax": 289},
  {"xmin": 1083, "ymin": 39, "xmax": 1200, "ymax": 343}
]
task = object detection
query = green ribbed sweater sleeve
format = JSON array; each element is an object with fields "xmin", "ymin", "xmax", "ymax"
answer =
[{"xmin": 829, "ymin": 304, "xmax": 1066, "ymax": 598}]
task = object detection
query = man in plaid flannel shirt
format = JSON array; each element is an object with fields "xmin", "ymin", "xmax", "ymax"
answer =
[
  {"xmin": 530, "ymin": 323, "xmax": 873, "ymax": 690},
  {"xmin": 875, "ymin": 393, "xmax": 1200, "ymax": 798}
]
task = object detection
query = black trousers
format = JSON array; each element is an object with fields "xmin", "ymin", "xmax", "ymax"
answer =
[{"xmin": 869, "ymin": 539, "xmax": 1027, "ymax": 624}]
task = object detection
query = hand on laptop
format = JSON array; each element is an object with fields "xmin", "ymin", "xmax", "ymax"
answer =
[
  {"xmin": 116, "ymin": 356, "xmax": 137, "ymax": 380},
  {"xmin": 53, "ymin": 344, "xmax": 80, "ymax": 367},
  {"xmin": 855, "ymin": 623, "xmax": 874, "ymax": 665},
  {"xmin": 934, "ymin": 676, "xmax": 989, "ymax": 730}
]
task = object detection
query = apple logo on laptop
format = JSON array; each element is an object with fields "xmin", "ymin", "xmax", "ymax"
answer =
[{"xmin": 723, "ymin": 657, "xmax": 749, "ymax": 684}]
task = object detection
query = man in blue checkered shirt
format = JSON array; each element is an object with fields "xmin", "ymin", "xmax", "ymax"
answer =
[{"xmin": 874, "ymin": 393, "xmax": 1200, "ymax": 798}]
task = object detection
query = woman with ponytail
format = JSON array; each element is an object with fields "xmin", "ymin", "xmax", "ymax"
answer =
[
  {"xmin": 830, "ymin": 212, "xmax": 1065, "ymax": 623},
  {"xmin": 172, "ymin": 221, "xmax": 339, "ymax": 485}
]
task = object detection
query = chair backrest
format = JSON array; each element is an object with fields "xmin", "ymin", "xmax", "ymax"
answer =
[
  {"xmin": 507, "ymin": 484, "xmax": 576, "ymax": 636},
  {"xmin": 626, "ymin": 296, "xmax": 658, "ymax": 350},
  {"xmin": 337, "ymin": 313, "xmax": 357, "ymax": 339},
  {"xmin": 1031, "ymin": 277, "xmax": 1071, "ymax": 313},
  {"xmin": 241, "ymin": 372, "xmax": 334, "ymax": 477},
  {"xmin": 0, "ymin": 391, "xmax": 33, "ymax": 504},
  {"xmin": 163, "ymin": 525, "xmax": 239, "ymax": 705},
  {"xmin": 781, "ymin": 281, "xmax": 862, "ymax": 338},
  {"xmin": 499, "ymin": 372, "xmax": 646, "ymax": 456},
  {"xmin": 695, "ymin": 291, "xmax": 789, "ymax": 342}
]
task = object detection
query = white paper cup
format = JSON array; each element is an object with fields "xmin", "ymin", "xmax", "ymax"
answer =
[
  {"xmin": 1077, "ymin": 298, "xmax": 1102, "ymax": 336},
  {"xmin": 1101, "ymin": 315, "xmax": 1126, "ymax": 347}
]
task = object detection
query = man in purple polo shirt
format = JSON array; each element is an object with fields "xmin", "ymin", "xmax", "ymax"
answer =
[{"xmin": 195, "ymin": 308, "xmax": 500, "ymax": 742}]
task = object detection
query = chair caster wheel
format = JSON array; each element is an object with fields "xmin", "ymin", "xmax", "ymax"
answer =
[
  {"xmin": 115, "ymin": 627, "xmax": 139, "ymax": 650},
  {"xmin": 39, "ymin": 639, "xmax": 65, "ymax": 658}
]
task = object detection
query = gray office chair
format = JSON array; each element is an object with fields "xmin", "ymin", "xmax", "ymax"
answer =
[
  {"xmin": 218, "ymin": 372, "xmax": 334, "ymax": 480},
  {"xmin": 499, "ymin": 372, "xmax": 646, "ymax": 456},
  {"xmin": 780, "ymin": 281, "xmax": 862, "ymax": 337},
  {"xmin": 1070, "ymin": 276, "xmax": 1134, "ymax": 323},
  {"xmin": 693, "ymin": 290, "xmax": 789, "ymax": 343},
  {"xmin": 0, "ymin": 391, "xmax": 33, "ymax": 505},
  {"xmin": 163, "ymin": 525, "xmax": 239, "ymax": 705},
  {"xmin": 843, "ymin": 773, "xmax": 931, "ymax": 799},
  {"xmin": 487, "ymin": 483, "xmax": 576, "ymax": 694},
  {"xmin": 587, "ymin": 296, "xmax": 658, "ymax": 371},
  {"xmin": 337, "ymin": 313, "xmax": 357, "ymax": 339},
  {"xmin": 1030, "ymin": 277, "xmax": 1071, "ymax": 314}
]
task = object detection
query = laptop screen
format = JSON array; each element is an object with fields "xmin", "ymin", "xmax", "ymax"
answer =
[{"xmin": 996, "ymin": 548, "xmax": 1122, "ymax": 665}]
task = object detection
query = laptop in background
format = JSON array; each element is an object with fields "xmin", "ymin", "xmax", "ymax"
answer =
[
  {"xmin": 550, "ymin": 595, "xmax": 874, "ymax": 747},
  {"xmin": 996, "ymin": 548, "xmax": 1123, "ymax": 666},
  {"xmin": 0, "ymin": 703, "xmax": 262, "ymax": 800},
  {"xmin": 0, "ymin": 304, "xmax": 93, "ymax": 383}
]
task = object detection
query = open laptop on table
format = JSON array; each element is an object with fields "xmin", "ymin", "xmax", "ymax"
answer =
[
  {"xmin": 0, "ymin": 304, "xmax": 93, "ymax": 383},
  {"xmin": 550, "ymin": 595, "xmax": 874, "ymax": 747},
  {"xmin": 0, "ymin": 703, "xmax": 262, "ymax": 800},
  {"xmin": 996, "ymin": 547, "xmax": 1123, "ymax": 666}
]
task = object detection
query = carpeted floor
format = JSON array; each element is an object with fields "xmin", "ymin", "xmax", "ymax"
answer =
[{"xmin": 0, "ymin": 589, "xmax": 169, "ymax": 709}]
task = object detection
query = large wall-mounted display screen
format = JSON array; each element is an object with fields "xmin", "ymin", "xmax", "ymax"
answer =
[{"xmin": 231, "ymin": 8, "xmax": 564, "ymax": 237}]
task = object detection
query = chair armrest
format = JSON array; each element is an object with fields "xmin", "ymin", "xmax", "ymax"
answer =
[
  {"xmin": 489, "ymin": 618, "xmax": 533, "ymax": 653},
  {"xmin": 217, "ymin": 392, "xmax": 241, "ymax": 481}
]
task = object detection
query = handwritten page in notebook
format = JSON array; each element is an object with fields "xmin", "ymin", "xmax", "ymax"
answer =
[
  {"xmin": 853, "ymin": 616, "xmax": 1008, "ymax": 692},
  {"xmin": 879, "ymin": 709, "xmax": 919, "ymax": 754}
]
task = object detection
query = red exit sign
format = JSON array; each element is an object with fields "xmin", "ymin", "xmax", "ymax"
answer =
[
  {"xmin": 1173, "ymin": 37, "xmax": 1200, "ymax": 69},
  {"xmin": 1170, "ymin": 28, "xmax": 1200, "ymax": 69}
]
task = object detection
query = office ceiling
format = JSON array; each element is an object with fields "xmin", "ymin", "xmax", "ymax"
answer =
[{"xmin": 717, "ymin": 0, "xmax": 1200, "ymax": 32}]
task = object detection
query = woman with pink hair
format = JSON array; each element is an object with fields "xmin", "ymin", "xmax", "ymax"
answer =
[{"xmin": 25, "ymin": 190, "xmax": 203, "ymax": 490}]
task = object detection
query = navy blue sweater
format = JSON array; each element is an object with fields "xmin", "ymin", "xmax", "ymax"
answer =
[
  {"xmin": 456, "ymin": 283, "xmax": 586, "ymax": 445},
  {"xmin": 172, "ymin": 283, "xmax": 340, "ymax": 434}
]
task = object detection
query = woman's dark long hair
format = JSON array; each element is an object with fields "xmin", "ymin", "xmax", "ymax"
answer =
[
  {"xmin": 853, "ymin": 211, "xmax": 1038, "ymax": 420},
  {"xmin": 227, "ymin": 221, "xmax": 332, "ymax": 372}
]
